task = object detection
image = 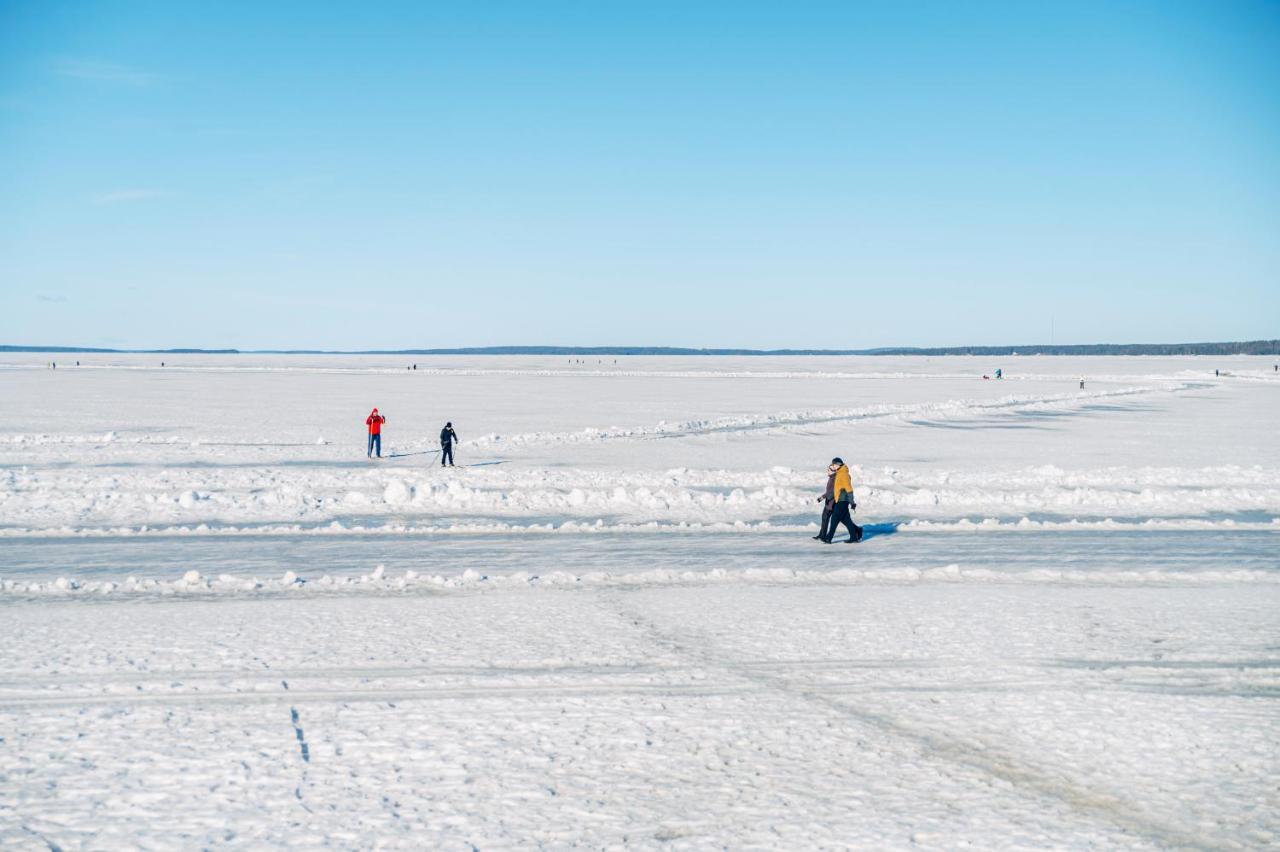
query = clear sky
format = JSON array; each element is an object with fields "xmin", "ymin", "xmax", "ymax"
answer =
[{"xmin": 2, "ymin": 1, "xmax": 1277, "ymax": 350}]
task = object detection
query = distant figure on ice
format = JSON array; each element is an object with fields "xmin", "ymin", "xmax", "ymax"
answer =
[
  {"xmin": 366, "ymin": 408, "xmax": 386, "ymax": 458},
  {"xmin": 995, "ymin": 368, "xmax": 1002, "ymax": 379},
  {"xmin": 440, "ymin": 422, "xmax": 458, "ymax": 467},
  {"xmin": 813, "ymin": 461, "xmax": 839, "ymax": 541},
  {"xmin": 1079, "ymin": 376, "xmax": 1085, "ymax": 389},
  {"xmin": 820, "ymin": 458, "xmax": 862, "ymax": 544}
]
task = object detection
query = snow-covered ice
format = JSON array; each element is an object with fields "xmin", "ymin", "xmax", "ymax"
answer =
[{"xmin": 1, "ymin": 353, "xmax": 1277, "ymax": 848}]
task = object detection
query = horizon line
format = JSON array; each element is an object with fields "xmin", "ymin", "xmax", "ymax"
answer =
[{"xmin": 3, "ymin": 340, "xmax": 1278, "ymax": 357}]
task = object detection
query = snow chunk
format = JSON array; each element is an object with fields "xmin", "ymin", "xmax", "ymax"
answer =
[{"xmin": 383, "ymin": 479, "xmax": 412, "ymax": 505}]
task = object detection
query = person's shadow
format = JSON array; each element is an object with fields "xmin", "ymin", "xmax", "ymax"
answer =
[{"xmin": 858, "ymin": 522, "xmax": 901, "ymax": 541}]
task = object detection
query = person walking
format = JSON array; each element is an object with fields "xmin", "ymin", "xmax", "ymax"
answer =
[
  {"xmin": 821, "ymin": 457, "xmax": 862, "ymax": 544},
  {"xmin": 440, "ymin": 421, "xmax": 458, "ymax": 467},
  {"xmin": 366, "ymin": 408, "xmax": 386, "ymax": 458},
  {"xmin": 813, "ymin": 461, "xmax": 839, "ymax": 541}
]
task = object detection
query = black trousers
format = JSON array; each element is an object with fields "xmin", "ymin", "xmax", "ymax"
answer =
[
  {"xmin": 819, "ymin": 502, "xmax": 834, "ymax": 538},
  {"xmin": 825, "ymin": 501, "xmax": 860, "ymax": 541},
  {"xmin": 441, "ymin": 444, "xmax": 454, "ymax": 465}
]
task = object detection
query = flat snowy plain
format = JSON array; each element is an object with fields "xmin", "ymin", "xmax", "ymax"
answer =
[{"xmin": 1, "ymin": 353, "xmax": 1277, "ymax": 849}]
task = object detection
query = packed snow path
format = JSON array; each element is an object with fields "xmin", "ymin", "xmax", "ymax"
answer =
[{"xmin": 2, "ymin": 354, "xmax": 1277, "ymax": 848}]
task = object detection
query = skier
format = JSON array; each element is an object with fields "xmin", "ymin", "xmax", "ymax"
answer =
[
  {"xmin": 440, "ymin": 421, "xmax": 458, "ymax": 467},
  {"xmin": 366, "ymin": 408, "xmax": 386, "ymax": 458},
  {"xmin": 820, "ymin": 457, "xmax": 862, "ymax": 544},
  {"xmin": 813, "ymin": 461, "xmax": 839, "ymax": 541}
]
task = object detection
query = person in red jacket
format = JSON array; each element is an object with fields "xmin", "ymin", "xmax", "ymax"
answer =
[{"xmin": 366, "ymin": 408, "xmax": 386, "ymax": 458}]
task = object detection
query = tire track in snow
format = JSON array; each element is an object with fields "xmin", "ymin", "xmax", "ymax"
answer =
[
  {"xmin": 0, "ymin": 682, "xmax": 762, "ymax": 710},
  {"xmin": 599, "ymin": 592, "xmax": 1232, "ymax": 851},
  {"xmin": 6, "ymin": 672, "xmax": 1268, "ymax": 713},
  {"xmin": 19, "ymin": 825, "xmax": 63, "ymax": 852},
  {"xmin": 461, "ymin": 383, "xmax": 1192, "ymax": 450}
]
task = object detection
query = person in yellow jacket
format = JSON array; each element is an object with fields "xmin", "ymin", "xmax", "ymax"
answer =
[{"xmin": 821, "ymin": 457, "xmax": 863, "ymax": 543}]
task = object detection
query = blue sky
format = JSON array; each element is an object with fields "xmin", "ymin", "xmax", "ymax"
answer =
[{"xmin": 2, "ymin": 1, "xmax": 1277, "ymax": 350}]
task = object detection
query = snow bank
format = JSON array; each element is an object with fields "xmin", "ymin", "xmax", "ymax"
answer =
[
  {"xmin": 5, "ymin": 559, "xmax": 1277, "ymax": 600},
  {"xmin": 3, "ymin": 462, "xmax": 1276, "ymax": 535}
]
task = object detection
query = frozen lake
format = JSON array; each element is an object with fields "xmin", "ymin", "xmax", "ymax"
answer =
[{"xmin": 2, "ymin": 354, "xmax": 1278, "ymax": 848}]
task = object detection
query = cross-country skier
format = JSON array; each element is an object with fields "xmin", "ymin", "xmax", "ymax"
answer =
[
  {"xmin": 821, "ymin": 458, "xmax": 862, "ymax": 544},
  {"xmin": 813, "ymin": 461, "xmax": 839, "ymax": 541},
  {"xmin": 366, "ymin": 408, "xmax": 386, "ymax": 458},
  {"xmin": 440, "ymin": 421, "xmax": 458, "ymax": 467}
]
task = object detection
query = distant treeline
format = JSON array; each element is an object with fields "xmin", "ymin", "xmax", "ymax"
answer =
[
  {"xmin": 3, "ymin": 341, "xmax": 1277, "ymax": 356},
  {"xmin": 863, "ymin": 341, "xmax": 1280, "ymax": 356}
]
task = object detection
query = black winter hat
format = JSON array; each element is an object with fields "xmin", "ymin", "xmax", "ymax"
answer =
[{"xmin": 831, "ymin": 457, "xmax": 843, "ymax": 465}]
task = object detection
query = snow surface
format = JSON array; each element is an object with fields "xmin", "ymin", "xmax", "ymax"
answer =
[{"xmin": 1, "ymin": 354, "xmax": 1277, "ymax": 848}]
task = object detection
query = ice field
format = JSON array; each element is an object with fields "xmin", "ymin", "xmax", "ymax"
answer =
[{"xmin": 1, "ymin": 353, "xmax": 1278, "ymax": 848}]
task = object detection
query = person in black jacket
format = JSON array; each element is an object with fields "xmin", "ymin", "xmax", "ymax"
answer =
[
  {"xmin": 440, "ymin": 422, "xmax": 458, "ymax": 467},
  {"xmin": 813, "ymin": 461, "xmax": 838, "ymax": 540}
]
